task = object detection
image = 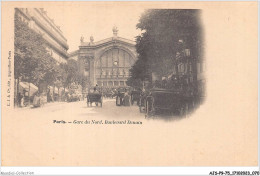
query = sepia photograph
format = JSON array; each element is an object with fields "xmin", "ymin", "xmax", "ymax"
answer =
[
  {"xmin": 1, "ymin": 1, "xmax": 258, "ymax": 174},
  {"xmin": 13, "ymin": 8, "xmax": 204, "ymax": 119}
]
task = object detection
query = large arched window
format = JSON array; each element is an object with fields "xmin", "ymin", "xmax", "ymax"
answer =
[{"xmin": 95, "ymin": 48, "xmax": 134, "ymax": 78}]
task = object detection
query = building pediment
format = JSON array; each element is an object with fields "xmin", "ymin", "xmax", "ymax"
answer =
[
  {"xmin": 70, "ymin": 27, "xmax": 137, "ymax": 88},
  {"xmin": 80, "ymin": 36, "xmax": 135, "ymax": 49}
]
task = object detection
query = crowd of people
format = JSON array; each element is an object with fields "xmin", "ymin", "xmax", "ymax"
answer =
[
  {"xmin": 16, "ymin": 84, "xmax": 148, "ymax": 109},
  {"xmin": 116, "ymin": 90, "xmax": 131, "ymax": 106}
]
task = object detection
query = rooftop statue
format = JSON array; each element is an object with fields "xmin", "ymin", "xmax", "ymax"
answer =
[
  {"xmin": 113, "ymin": 25, "xmax": 118, "ymax": 36},
  {"xmin": 90, "ymin": 35, "xmax": 94, "ymax": 44},
  {"xmin": 80, "ymin": 36, "xmax": 84, "ymax": 43}
]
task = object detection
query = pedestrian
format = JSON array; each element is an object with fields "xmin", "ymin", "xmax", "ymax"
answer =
[
  {"xmin": 123, "ymin": 92, "xmax": 131, "ymax": 106},
  {"xmin": 47, "ymin": 89, "xmax": 53, "ymax": 102},
  {"xmin": 116, "ymin": 90, "xmax": 121, "ymax": 106},
  {"xmin": 20, "ymin": 94, "xmax": 24, "ymax": 107},
  {"xmin": 33, "ymin": 92, "xmax": 41, "ymax": 108},
  {"xmin": 93, "ymin": 87, "xmax": 98, "ymax": 93}
]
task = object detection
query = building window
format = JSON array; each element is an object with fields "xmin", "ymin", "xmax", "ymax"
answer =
[
  {"xmin": 184, "ymin": 49, "xmax": 191, "ymax": 57},
  {"xmin": 97, "ymin": 81, "xmax": 102, "ymax": 86},
  {"xmin": 84, "ymin": 70, "xmax": 89, "ymax": 76},
  {"xmin": 120, "ymin": 81, "xmax": 124, "ymax": 86},
  {"xmin": 103, "ymin": 81, "xmax": 107, "ymax": 86},
  {"xmin": 178, "ymin": 64, "xmax": 185, "ymax": 73},
  {"xmin": 95, "ymin": 48, "xmax": 134, "ymax": 79},
  {"xmin": 108, "ymin": 81, "xmax": 113, "ymax": 86},
  {"xmin": 114, "ymin": 81, "xmax": 119, "ymax": 86}
]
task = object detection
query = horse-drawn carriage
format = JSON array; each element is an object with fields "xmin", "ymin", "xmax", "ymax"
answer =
[
  {"xmin": 103, "ymin": 91, "xmax": 117, "ymax": 99},
  {"xmin": 87, "ymin": 87, "xmax": 103, "ymax": 107},
  {"xmin": 141, "ymin": 88, "xmax": 195, "ymax": 118},
  {"xmin": 87, "ymin": 92, "xmax": 103, "ymax": 107}
]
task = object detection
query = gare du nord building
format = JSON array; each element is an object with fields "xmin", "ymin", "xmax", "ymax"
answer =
[{"xmin": 69, "ymin": 27, "xmax": 137, "ymax": 92}]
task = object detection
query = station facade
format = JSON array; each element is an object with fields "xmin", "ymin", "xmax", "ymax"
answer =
[{"xmin": 69, "ymin": 27, "xmax": 137, "ymax": 89}]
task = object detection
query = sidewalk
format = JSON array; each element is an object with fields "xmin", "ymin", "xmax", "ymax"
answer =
[{"xmin": 13, "ymin": 101, "xmax": 71, "ymax": 111}]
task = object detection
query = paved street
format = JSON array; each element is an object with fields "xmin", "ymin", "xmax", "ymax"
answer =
[
  {"xmin": 12, "ymin": 98, "xmax": 184, "ymax": 122},
  {"xmin": 13, "ymin": 99, "xmax": 145, "ymax": 120}
]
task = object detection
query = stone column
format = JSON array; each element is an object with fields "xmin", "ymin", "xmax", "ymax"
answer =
[{"xmin": 88, "ymin": 56, "xmax": 95, "ymax": 86}]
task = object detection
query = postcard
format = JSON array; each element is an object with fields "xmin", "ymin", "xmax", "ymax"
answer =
[{"xmin": 1, "ymin": 1, "xmax": 258, "ymax": 167}]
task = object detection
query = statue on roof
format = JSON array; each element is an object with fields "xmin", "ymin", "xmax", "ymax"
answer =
[
  {"xmin": 80, "ymin": 36, "xmax": 84, "ymax": 43},
  {"xmin": 113, "ymin": 25, "xmax": 118, "ymax": 37},
  {"xmin": 90, "ymin": 35, "xmax": 94, "ymax": 44}
]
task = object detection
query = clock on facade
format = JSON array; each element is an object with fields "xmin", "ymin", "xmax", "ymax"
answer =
[{"xmin": 113, "ymin": 61, "xmax": 118, "ymax": 66}]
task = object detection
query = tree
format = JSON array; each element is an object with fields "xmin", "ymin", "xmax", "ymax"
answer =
[
  {"xmin": 126, "ymin": 58, "xmax": 150, "ymax": 88},
  {"xmin": 130, "ymin": 10, "xmax": 202, "ymax": 84},
  {"xmin": 14, "ymin": 12, "xmax": 59, "ymax": 87},
  {"xmin": 66, "ymin": 59, "xmax": 79, "ymax": 85},
  {"xmin": 59, "ymin": 62, "xmax": 69, "ymax": 91},
  {"xmin": 14, "ymin": 12, "xmax": 68, "ymax": 105}
]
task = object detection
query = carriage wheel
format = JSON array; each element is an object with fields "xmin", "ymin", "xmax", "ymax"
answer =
[{"xmin": 145, "ymin": 100, "xmax": 150, "ymax": 118}]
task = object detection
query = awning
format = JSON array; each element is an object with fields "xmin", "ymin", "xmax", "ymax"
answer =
[
  {"xmin": 19, "ymin": 82, "xmax": 38, "ymax": 95},
  {"xmin": 49, "ymin": 86, "xmax": 59, "ymax": 94}
]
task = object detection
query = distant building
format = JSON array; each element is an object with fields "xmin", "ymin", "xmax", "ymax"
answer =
[
  {"xmin": 15, "ymin": 8, "xmax": 69, "ymax": 63},
  {"xmin": 69, "ymin": 27, "xmax": 137, "ymax": 89}
]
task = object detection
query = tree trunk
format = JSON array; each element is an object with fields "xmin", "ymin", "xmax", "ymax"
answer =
[
  {"xmin": 58, "ymin": 87, "xmax": 60, "ymax": 102},
  {"xmin": 16, "ymin": 78, "xmax": 20, "ymax": 107},
  {"xmin": 53, "ymin": 84, "xmax": 55, "ymax": 102},
  {"xmin": 28, "ymin": 82, "xmax": 31, "ymax": 106},
  {"xmin": 64, "ymin": 86, "xmax": 66, "ymax": 102}
]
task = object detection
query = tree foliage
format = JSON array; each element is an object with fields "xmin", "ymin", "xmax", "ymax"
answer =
[
  {"xmin": 14, "ymin": 12, "xmax": 60, "ymax": 87},
  {"xmin": 128, "ymin": 9, "xmax": 202, "ymax": 86},
  {"xmin": 14, "ymin": 13, "xmax": 87, "ymax": 92}
]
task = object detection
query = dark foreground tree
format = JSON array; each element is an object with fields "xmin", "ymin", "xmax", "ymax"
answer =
[{"xmin": 129, "ymin": 9, "xmax": 202, "ymax": 87}]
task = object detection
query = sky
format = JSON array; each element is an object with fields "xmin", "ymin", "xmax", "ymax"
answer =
[{"xmin": 45, "ymin": 3, "xmax": 146, "ymax": 53}]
